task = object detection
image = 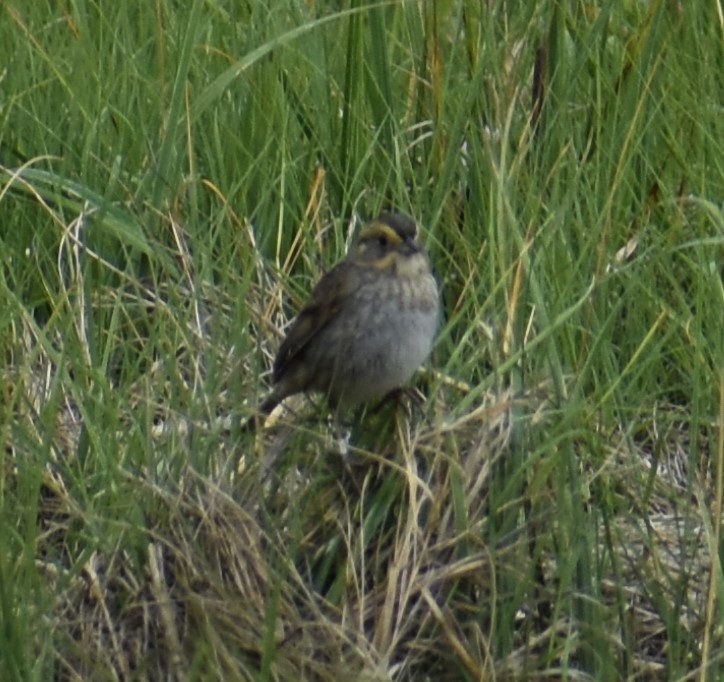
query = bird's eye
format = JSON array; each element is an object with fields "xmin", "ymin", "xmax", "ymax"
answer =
[{"xmin": 378, "ymin": 235, "xmax": 388, "ymax": 247}]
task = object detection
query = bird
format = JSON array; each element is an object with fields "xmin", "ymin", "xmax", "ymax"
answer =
[{"xmin": 253, "ymin": 211, "xmax": 439, "ymax": 425}]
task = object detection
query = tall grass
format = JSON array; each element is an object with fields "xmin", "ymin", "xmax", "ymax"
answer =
[{"xmin": 1, "ymin": 1, "xmax": 722, "ymax": 679}]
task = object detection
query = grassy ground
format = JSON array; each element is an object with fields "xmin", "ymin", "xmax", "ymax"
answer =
[{"xmin": 1, "ymin": 1, "xmax": 723, "ymax": 680}]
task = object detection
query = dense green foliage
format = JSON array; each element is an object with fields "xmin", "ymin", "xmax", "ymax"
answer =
[{"xmin": 1, "ymin": 1, "xmax": 722, "ymax": 680}]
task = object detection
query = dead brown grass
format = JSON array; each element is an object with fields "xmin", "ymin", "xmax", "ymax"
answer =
[{"xmin": 5, "ymin": 292, "xmax": 719, "ymax": 680}]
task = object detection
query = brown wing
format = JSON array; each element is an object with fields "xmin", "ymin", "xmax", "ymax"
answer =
[{"xmin": 272, "ymin": 260, "xmax": 359, "ymax": 383}]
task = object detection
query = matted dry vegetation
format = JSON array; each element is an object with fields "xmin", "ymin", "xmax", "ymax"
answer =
[{"xmin": 6, "ymin": 297, "xmax": 719, "ymax": 681}]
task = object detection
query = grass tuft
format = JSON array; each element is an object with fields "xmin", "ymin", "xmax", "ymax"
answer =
[{"xmin": 1, "ymin": 1, "xmax": 722, "ymax": 679}]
